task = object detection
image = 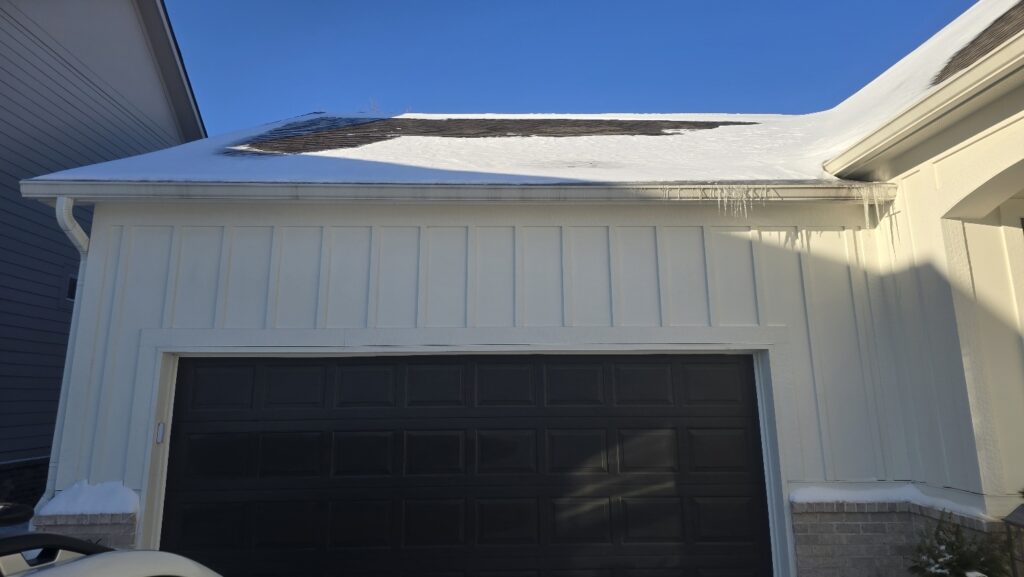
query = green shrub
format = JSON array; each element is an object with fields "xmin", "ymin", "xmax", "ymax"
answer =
[{"xmin": 909, "ymin": 513, "xmax": 1009, "ymax": 577}]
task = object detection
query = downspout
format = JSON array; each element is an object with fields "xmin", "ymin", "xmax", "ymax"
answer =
[{"xmin": 41, "ymin": 197, "xmax": 90, "ymax": 506}]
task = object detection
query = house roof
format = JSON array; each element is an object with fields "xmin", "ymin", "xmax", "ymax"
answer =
[
  {"xmin": 933, "ymin": 0, "xmax": 1024, "ymax": 85},
  {"xmin": 23, "ymin": 0, "xmax": 1022, "ymax": 192}
]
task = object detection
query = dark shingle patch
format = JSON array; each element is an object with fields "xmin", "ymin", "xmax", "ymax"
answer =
[
  {"xmin": 239, "ymin": 117, "xmax": 758, "ymax": 154},
  {"xmin": 933, "ymin": 1, "xmax": 1024, "ymax": 85}
]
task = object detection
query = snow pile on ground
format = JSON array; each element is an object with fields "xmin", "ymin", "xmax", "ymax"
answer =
[
  {"xmin": 790, "ymin": 484, "xmax": 989, "ymax": 519},
  {"xmin": 38, "ymin": 481, "xmax": 139, "ymax": 516}
]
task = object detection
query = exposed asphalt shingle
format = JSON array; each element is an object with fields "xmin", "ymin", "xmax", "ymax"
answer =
[
  {"xmin": 239, "ymin": 116, "xmax": 759, "ymax": 154},
  {"xmin": 933, "ymin": 0, "xmax": 1024, "ymax": 85}
]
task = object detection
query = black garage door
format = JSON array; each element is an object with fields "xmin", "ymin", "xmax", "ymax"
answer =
[{"xmin": 161, "ymin": 355, "xmax": 772, "ymax": 577}]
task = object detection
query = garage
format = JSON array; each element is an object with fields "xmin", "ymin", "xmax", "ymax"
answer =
[{"xmin": 160, "ymin": 355, "xmax": 772, "ymax": 577}]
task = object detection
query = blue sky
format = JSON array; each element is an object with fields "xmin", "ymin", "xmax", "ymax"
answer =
[{"xmin": 166, "ymin": 0, "xmax": 976, "ymax": 136}]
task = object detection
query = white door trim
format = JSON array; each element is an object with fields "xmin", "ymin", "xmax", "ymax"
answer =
[{"xmin": 135, "ymin": 332, "xmax": 796, "ymax": 576}]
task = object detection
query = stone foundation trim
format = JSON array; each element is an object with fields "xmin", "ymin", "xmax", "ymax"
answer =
[
  {"xmin": 791, "ymin": 500, "xmax": 1002, "ymax": 532},
  {"xmin": 791, "ymin": 501, "xmax": 1010, "ymax": 577},
  {"xmin": 32, "ymin": 513, "xmax": 137, "ymax": 550}
]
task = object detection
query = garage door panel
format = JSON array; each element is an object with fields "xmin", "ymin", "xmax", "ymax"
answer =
[
  {"xmin": 406, "ymin": 363, "xmax": 467, "ymax": 407},
  {"xmin": 163, "ymin": 355, "xmax": 771, "ymax": 577},
  {"xmin": 337, "ymin": 364, "xmax": 399, "ymax": 407},
  {"xmin": 610, "ymin": 362, "xmax": 675, "ymax": 406},
  {"xmin": 543, "ymin": 362, "xmax": 605, "ymax": 406},
  {"xmin": 175, "ymin": 357, "xmax": 758, "ymax": 419},
  {"xmin": 172, "ymin": 428, "xmax": 763, "ymax": 485},
  {"xmin": 334, "ymin": 431, "xmax": 396, "ymax": 475},
  {"xmin": 188, "ymin": 364, "xmax": 255, "ymax": 411},
  {"xmin": 475, "ymin": 362, "xmax": 538, "ymax": 406},
  {"xmin": 173, "ymin": 406, "xmax": 755, "ymax": 423}
]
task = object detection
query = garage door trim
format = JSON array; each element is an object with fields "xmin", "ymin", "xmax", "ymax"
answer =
[{"xmin": 137, "ymin": 348, "xmax": 790, "ymax": 576}]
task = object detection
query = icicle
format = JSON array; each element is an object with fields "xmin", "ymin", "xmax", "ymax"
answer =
[
  {"xmin": 862, "ymin": 187, "xmax": 871, "ymax": 229},
  {"xmin": 872, "ymin": 184, "xmax": 884, "ymax": 228}
]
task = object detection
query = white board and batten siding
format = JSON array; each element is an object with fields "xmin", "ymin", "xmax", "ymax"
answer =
[{"xmin": 55, "ymin": 201, "xmax": 980, "ymax": 501}]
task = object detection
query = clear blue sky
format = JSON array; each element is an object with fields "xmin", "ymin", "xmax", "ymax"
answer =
[{"xmin": 166, "ymin": 0, "xmax": 977, "ymax": 136}]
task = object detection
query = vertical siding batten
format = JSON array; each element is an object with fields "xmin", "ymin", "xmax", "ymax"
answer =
[
  {"xmin": 424, "ymin": 226, "xmax": 469, "ymax": 327},
  {"xmin": 92, "ymin": 225, "xmax": 173, "ymax": 481},
  {"xmin": 264, "ymin": 226, "xmax": 282, "ymax": 329},
  {"xmin": 560, "ymin": 225, "xmax": 570, "ymax": 327},
  {"xmin": 465, "ymin": 226, "xmax": 478, "ymax": 328},
  {"xmin": 521, "ymin": 226, "xmax": 563, "ymax": 327},
  {"xmin": 275, "ymin": 227, "xmax": 322, "ymax": 329},
  {"xmin": 78, "ymin": 223, "xmax": 133, "ymax": 481},
  {"xmin": 58, "ymin": 223, "xmax": 121, "ymax": 487},
  {"xmin": 654, "ymin": 226, "xmax": 669, "ymax": 327},
  {"xmin": 797, "ymin": 230, "xmax": 836, "ymax": 481},
  {"xmin": 365, "ymin": 226, "xmax": 380, "ymax": 329},
  {"xmin": 602, "ymin": 225, "xmax": 615, "ymax": 327},
  {"xmin": 806, "ymin": 228, "xmax": 878, "ymax": 480},
  {"xmin": 662, "ymin": 227, "xmax": 710, "ymax": 327},
  {"xmin": 316, "ymin": 226, "xmax": 331, "ymax": 329},
  {"xmin": 708, "ymin": 227, "xmax": 759, "ymax": 327},
  {"xmin": 844, "ymin": 228, "xmax": 888, "ymax": 480},
  {"xmin": 212, "ymin": 226, "xmax": 233, "ymax": 329},
  {"xmin": 222, "ymin": 227, "xmax": 273, "ymax": 329},
  {"xmin": 171, "ymin": 227, "xmax": 224, "ymax": 329},
  {"xmin": 615, "ymin": 226, "xmax": 661, "ymax": 327},
  {"xmin": 899, "ymin": 169, "xmax": 955, "ymax": 486},
  {"xmin": 325, "ymin": 226, "xmax": 372, "ymax": 329},
  {"xmin": 754, "ymin": 229, "xmax": 813, "ymax": 480},
  {"xmin": 416, "ymin": 225, "xmax": 428, "ymax": 328},
  {"xmin": 514, "ymin": 225, "xmax": 523, "ymax": 328},
  {"xmin": 376, "ymin": 226, "xmax": 420, "ymax": 328},
  {"xmin": 561, "ymin": 225, "xmax": 574, "ymax": 327},
  {"xmin": 160, "ymin": 226, "xmax": 181, "ymax": 330},
  {"xmin": 567, "ymin": 226, "xmax": 612, "ymax": 327},
  {"xmin": 863, "ymin": 222, "xmax": 914, "ymax": 480},
  {"xmin": 702, "ymin": 227, "xmax": 718, "ymax": 327},
  {"xmin": 474, "ymin": 226, "xmax": 515, "ymax": 328}
]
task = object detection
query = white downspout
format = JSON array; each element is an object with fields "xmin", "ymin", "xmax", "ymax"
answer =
[{"xmin": 41, "ymin": 197, "xmax": 90, "ymax": 506}]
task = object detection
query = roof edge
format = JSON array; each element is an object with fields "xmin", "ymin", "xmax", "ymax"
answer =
[
  {"xmin": 826, "ymin": 26, "xmax": 1024, "ymax": 179},
  {"xmin": 133, "ymin": 0, "xmax": 206, "ymax": 141},
  {"xmin": 21, "ymin": 179, "xmax": 895, "ymax": 204}
]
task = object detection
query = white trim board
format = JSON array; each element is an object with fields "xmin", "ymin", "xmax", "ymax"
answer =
[{"xmin": 133, "ymin": 338, "xmax": 795, "ymax": 576}]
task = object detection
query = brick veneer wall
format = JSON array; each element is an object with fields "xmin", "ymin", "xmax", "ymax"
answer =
[
  {"xmin": 32, "ymin": 513, "xmax": 136, "ymax": 549},
  {"xmin": 792, "ymin": 501, "xmax": 1012, "ymax": 577}
]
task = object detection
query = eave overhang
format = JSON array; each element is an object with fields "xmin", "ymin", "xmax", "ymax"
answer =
[
  {"xmin": 20, "ymin": 179, "xmax": 894, "ymax": 205},
  {"xmin": 826, "ymin": 28, "xmax": 1024, "ymax": 181}
]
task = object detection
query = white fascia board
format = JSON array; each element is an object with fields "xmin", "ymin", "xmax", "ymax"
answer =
[
  {"xmin": 826, "ymin": 28, "xmax": 1024, "ymax": 179},
  {"xmin": 20, "ymin": 180, "xmax": 896, "ymax": 205}
]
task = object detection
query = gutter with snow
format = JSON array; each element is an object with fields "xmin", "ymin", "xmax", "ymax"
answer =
[{"xmin": 20, "ymin": 180, "xmax": 896, "ymax": 204}]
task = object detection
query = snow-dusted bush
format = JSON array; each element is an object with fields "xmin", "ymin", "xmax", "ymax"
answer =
[{"xmin": 909, "ymin": 513, "xmax": 1008, "ymax": 577}]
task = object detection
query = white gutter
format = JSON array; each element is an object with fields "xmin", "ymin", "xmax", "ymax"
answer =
[
  {"xmin": 21, "ymin": 180, "xmax": 897, "ymax": 204},
  {"xmin": 41, "ymin": 198, "xmax": 89, "ymax": 506},
  {"xmin": 55, "ymin": 197, "xmax": 89, "ymax": 254}
]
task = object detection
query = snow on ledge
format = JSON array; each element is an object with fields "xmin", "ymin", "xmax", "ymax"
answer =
[
  {"xmin": 38, "ymin": 481, "xmax": 139, "ymax": 516},
  {"xmin": 790, "ymin": 483, "xmax": 988, "ymax": 520}
]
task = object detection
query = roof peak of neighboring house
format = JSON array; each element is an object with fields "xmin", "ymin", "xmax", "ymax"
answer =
[
  {"xmin": 135, "ymin": 0, "xmax": 205, "ymax": 141},
  {"xmin": 22, "ymin": 0, "xmax": 1023, "ymax": 195}
]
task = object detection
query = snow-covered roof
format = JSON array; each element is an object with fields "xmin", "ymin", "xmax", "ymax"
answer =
[{"xmin": 27, "ymin": 0, "xmax": 1022, "ymax": 188}]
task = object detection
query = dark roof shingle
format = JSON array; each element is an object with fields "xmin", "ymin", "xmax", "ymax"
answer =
[
  {"xmin": 933, "ymin": 1, "xmax": 1024, "ymax": 85},
  {"xmin": 241, "ymin": 117, "xmax": 757, "ymax": 154}
]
